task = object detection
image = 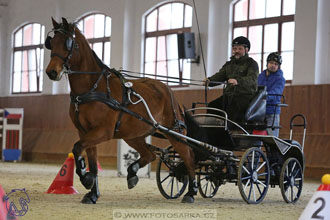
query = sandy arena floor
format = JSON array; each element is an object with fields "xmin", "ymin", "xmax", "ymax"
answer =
[{"xmin": 0, "ymin": 161, "xmax": 320, "ymax": 220}]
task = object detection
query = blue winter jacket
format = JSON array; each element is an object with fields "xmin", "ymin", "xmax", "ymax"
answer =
[{"xmin": 258, "ymin": 69, "xmax": 285, "ymax": 114}]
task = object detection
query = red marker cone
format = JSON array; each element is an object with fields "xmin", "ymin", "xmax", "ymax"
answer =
[
  {"xmin": 0, "ymin": 185, "xmax": 18, "ymax": 220},
  {"xmin": 299, "ymin": 174, "xmax": 330, "ymax": 220},
  {"xmin": 46, "ymin": 153, "xmax": 79, "ymax": 194}
]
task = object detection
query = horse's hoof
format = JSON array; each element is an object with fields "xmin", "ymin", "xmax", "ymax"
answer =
[
  {"xmin": 127, "ymin": 175, "xmax": 139, "ymax": 189},
  {"xmin": 181, "ymin": 195, "xmax": 194, "ymax": 203},
  {"xmin": 81, "ymin": 172, "xmax": 95, "ymax": 190},
  {"xmin": 81, "ymin": 192, "xmax": 98, "ymax": 204}
]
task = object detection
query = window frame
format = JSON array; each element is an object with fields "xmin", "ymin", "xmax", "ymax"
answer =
[
  {"xmin": 144, "ymin": 1, "xmax": 193, "ymax": 87},
  {"xmin": 232, "ymin": 0, "xmax": 295, "ymax": 82},
  {"xmin": 77, "ymin": 13, "xmax": 112, "ymax": 66},
  {"xmin": 12, "ymin": 22, "xmax": 45, "ymax": 94}
]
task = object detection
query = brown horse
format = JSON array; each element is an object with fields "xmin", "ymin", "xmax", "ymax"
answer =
[{"xmin": 45, "ymin": 17, "xmax": 197, "ymax": 204}]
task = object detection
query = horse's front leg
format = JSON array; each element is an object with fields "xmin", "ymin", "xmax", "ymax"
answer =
[
  {"xmin": 72, "ymin": 127, "xmax": 111, "ymax": 204},
  {"xmin": 80, "ymin": 146, "xmax": 100, "ymax": 204},
  {"xmin": 72, "ymin": 141, "xmax": 96, "ymax": 190}
]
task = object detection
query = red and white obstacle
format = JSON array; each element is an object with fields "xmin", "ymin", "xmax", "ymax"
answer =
[{"xmin": 0, "ymin": 108, "xmax": 24, "ymax": 161}]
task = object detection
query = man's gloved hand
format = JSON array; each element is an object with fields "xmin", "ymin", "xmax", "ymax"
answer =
[
  {"xmin": 203, "ymin": 78, "xmax": 210, "ymax": 86},
  {"xmin": 228, "ymin": 78, "xmax": 238, "ymax": 85}
]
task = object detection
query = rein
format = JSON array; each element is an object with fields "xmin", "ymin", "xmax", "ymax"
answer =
[
  {"xmin": 120, "ymin": 69, "xmax": 204, "ymax": 87},
  {"xmin": 120, "ymin": 69, "xmax": 226, "ymax": 87}
]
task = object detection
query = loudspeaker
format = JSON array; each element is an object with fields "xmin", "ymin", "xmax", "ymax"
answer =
[{"xmin": 177, "ymin": 32, "xmax": 196, "ymax": 59}]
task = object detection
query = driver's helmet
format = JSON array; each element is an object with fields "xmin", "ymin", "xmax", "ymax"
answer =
[{"xmin": 232, "ymin": 36, "xmax": 251, "ymax": 51}]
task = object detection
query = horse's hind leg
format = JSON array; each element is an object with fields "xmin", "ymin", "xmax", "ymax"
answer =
[
  {"xmin": 80, "ymin": 146, "xmax": 100, "ymax": 204},
  {"xmin": 124, "ymin": 137, "xmax": 156, "ymax": 189},
  {"xmin": 167, "ymin": 136, "xmax": 197, "ymax": 203}
]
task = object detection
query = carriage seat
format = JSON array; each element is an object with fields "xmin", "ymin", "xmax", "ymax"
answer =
[{"xmin": 244, "ymin": 86, "xmax": 267, "ymax": 125}]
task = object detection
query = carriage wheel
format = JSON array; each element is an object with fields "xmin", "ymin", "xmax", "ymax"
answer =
[
  {"xmin": 156, "ymin": 146, "xmax": 188, "ymax": 199},
  {"xmin": 197, "ymin": 165, "xmax": 219, "ymax": 198},
  {"xmin": 238, "ymin": 147, "xmax": 270, "ymax": 204},
  {"xmin": 280, "ymin": 157, "xmax": 303, "ymax": 203}
]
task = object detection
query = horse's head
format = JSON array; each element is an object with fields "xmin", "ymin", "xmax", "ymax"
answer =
[{"xmin": 45, "ymin": 17, "xmax": 79, "ymax": 81}]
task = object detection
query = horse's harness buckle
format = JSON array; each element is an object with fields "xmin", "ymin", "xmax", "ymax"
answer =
[
  {"xmin": 75, "ymin": 96, "xmax": 81, "ymax": 112},
  {"xmin": 124, "ymin": 81, "xmax": 133, "ymax": 88}
]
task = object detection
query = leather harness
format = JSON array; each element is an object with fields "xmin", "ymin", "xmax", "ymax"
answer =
[{"xmin": 48, "ymin": 26, "xmax": 185, "ymax": 136}]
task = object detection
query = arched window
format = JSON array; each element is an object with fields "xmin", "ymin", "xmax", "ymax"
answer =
[
  {"xmin": 144, "ymin": 2, "xmax": 193, "ymax": 86},
  {"xmin": 77, "ymin": 13, "xmax": 111, "ymax": 66},
  {"xmin": 233, "ymin": 0, "xmax": 295, "ymax": 80},
  {"xmin": 12, "ymin": 23, "xmax": 45, "ymax": 93}
]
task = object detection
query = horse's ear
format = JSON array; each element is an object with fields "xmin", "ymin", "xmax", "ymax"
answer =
[
  {"xmin": 51, "ymin": 17, "xmax": 60, "ymax": 29},
  {"xmin": 62, "ymin": 17, "xmax": 69, "ymax": 29}
]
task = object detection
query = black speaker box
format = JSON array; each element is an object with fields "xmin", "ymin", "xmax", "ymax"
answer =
[{"xmin": 177, "ymin": 32, "xmax": 196, "ymax": 59}]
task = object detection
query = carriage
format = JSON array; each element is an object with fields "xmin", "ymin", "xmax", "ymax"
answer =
[
  {"xmin": 45, "ymin": 17, "xmax": 306, "ymax": 204},
  {"xmin": 154, "ymin": 87, "xmax": 307, "ymax": 204}
]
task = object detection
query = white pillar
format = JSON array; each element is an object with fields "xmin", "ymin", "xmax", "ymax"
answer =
[
  {"xmin": 122, "ymin": 0, "xmax": 139, "ymax": 71},
  {"xmin": 0, "ymin": 1, "xmax": 9, "ymax": 96},
  {"xmin": 292, "ymin": 0, "xmax": 318, "ymax": 85},
  {"xmin": 315, "ymin": 0, "xmax": 330, "ymax": 84},
  {"xmin": 206, "ymin": 0, "xmax": 231, "ymax": 77}
]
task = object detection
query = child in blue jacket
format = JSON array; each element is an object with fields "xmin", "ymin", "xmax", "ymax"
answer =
[{"xmin": 258, "ymin": 52, "xmax": 285, "ymax": 137}]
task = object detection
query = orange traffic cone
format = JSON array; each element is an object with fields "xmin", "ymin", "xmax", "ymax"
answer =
[
  {"xmin": 0, "ymin": 185, "xmax": 18, "ymax": 220},
  {"xmin": 299, "ymin": 174, "xmax": 330, "ymax": 220},
  {"xmin": 87, "ymin": 161, "xmax": 103, "ymax": 172},
  {"xmin": 46, "ymin": 153, "xmax": 79, "ymax": 194}
]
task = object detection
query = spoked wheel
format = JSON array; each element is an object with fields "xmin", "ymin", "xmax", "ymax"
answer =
[
  {"xmin": 197, "ymin": 165, "xmax": 220, "ymax": 198},
  {"xmin": 280, "ymin": 157, "xmax": 303, "ymax": 203},
  {"xmin": 156, "ymin": 146, "xmax": 188, "ymax": 199},
  {"xmin": 238, "ymin": 147, "xmax": 270, "ymax": 204}
]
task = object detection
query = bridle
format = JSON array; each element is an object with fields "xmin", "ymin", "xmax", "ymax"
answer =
[
  {"xmin": 45, "ymin": 26, "xmax": 111, "ymax": 77},
  {"xmin": 45, "ymin": 27, "xmax": 79, "ymax": 72}
]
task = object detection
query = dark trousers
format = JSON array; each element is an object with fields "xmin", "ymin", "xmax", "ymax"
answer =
[{"xmin": 207, "ymin": 94, "xmax": 252, "ymax": 122}]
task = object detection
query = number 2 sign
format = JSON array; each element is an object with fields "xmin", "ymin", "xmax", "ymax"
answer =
[{"xmin": 299, "ymin": 175, "xmax": 330, "ymax": 220}]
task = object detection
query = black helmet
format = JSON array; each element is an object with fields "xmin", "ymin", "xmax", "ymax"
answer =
[
  {"xmin": 232, "ymin": 36, "xmax": 250, "ymax": 51},
  {"xmin": 267, "ymin": 52, "xmax": 282, "ymax": 65}
]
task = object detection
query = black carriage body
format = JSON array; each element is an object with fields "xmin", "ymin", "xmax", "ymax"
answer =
[
  {"xmin": 156, "ymin": 87, "xmax": 307, "ymax": 203},
  {"xmin": 231, "ymin": 133, "xmax": 305, "ymax": 184}
]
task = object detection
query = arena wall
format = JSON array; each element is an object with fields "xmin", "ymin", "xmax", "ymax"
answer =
[{"xmin": 0, "ymin": 84, "xmax": 329, "ymax": 179}]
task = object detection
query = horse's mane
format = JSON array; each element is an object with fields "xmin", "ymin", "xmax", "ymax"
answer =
[
  {"xmin": 61, "ymin": 20, "xmax": 125, "ymax": 79},
  {"xmin": 58, "ymin": 20, "xmax": 109, "ymax": 71}
]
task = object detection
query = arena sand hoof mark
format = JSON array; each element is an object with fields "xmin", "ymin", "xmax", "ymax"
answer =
[
  {"xmin": 181, "ymin": 195, "xmax": 194, "ymax": 203},
  {"xmin": 81, "ymin": 192, "xmax": 98, "ymax": 204},
  {"xmin": 81, "ymin": 172, "xmax": 95, "ymax": 190},
  {"xmin": 127, "ymin": 175, "xmax": 139, "ymax": 189}
]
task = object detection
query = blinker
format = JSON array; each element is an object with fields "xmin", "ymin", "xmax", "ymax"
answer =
[{"xmin": 45, "ymin": 36, "xmax": 52, "ymax": 50}]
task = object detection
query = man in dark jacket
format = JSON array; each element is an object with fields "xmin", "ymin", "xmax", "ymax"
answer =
[
  {"xmin": 205, "ymin": 36, "xmax": 259, "ymax": 122},
  {"xmin": 258, "ymin": 52, "xmax": 285, "ymax": 137}
]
